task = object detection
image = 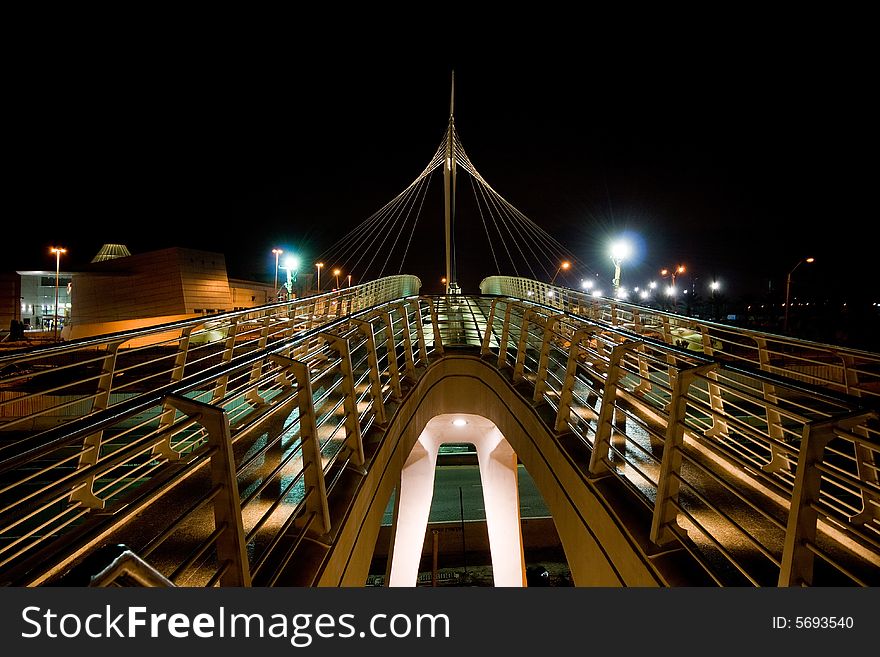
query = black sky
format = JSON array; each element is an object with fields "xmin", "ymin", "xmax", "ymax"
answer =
[{"xmin": 7, "ymin": 20, "xmax": 875, "ymax": 302}]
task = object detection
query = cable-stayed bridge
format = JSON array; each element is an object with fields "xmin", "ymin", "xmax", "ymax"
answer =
[{"xmin": 1, "ymin": 83, "xmax": 878, "ymax": 588}]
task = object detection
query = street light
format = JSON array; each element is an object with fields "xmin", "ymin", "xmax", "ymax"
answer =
[
  {"xmin": 610, "ymin": 240, "xmax": 632, "ymax": 293},
  {"xmin": 272, "ymin": 248, "xmax": 283, "ymax": 294},
  {"xmin": 315, "ymin": 262, "xmax": 323, "ymax": 291},
  {"xmin": 550, "ymin": 261, "xmax": 570, "ymax": 285},
  {"xmin": 784, "ymin": 257, "xmax": 814, "ymax": 332},
  {"xmin": 333, "ymin": 268, "xmax": 341, "ymax": 289},
  {"xmin": 280, "ymin": 255, "xmax": 300, "ymax": 298},
  {"xmin": 660, "ymin": 264, "xmax": 686, "ymax": 288},
  {"xmin": 347, "ymin": 274, "xmax": 352, "ymax": 287},
  {"xmin": 50, "ymin": 246, "xmax": 66, "ymax": 341}
]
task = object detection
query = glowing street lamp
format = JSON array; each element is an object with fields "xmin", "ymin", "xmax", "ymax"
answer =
[
  {"xmin": 610, "ymin": 240, "xmax": 632, "ymax": 293},
  {"xmin": 50, "ymin": 246, "xmax": 67, "ymax": 341},
  {"xmin": 279, "ymin": 255, "xmax": 300, "ymax": 298},
  {"xmin": 316, "ymin": 262, "xmax": 324, "ymax": 291},
  {"xmin": 272, "ymin": 248, "xmax": 283, "ymax": 294},
  {"xmin": 550, "ymin": 260, "xmax": 570, "ymax": 285},
  {"xmin": 347, "ymin": 274, "xmax": 352, "ymax": 287},
  {"xmin": 333, "ymin": 268, "xmax": 341, "ymax": 289},
  {"xmin": 660, "ymin": 264, "xmax": 686, "ymax": 288},
  {"xmin": 784, "ymin": 257, "xmax": 814, "ymax": 332}
]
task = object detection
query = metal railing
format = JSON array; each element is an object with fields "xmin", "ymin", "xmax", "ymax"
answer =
[
  {"xmin": 0, "ymin": 275, "xmax": 421, "ymax": 436},
  {"xmin": 0, "ymin": 287, "xmax": 877, "ymax": 587},
  {"xmin": 480, "ymin": 276, "xmax": 880, "ymax": 401}
]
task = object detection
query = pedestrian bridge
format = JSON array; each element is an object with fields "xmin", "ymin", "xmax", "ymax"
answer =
[{"xmin": 1, "ymin": 275, "xmax": 878, "ymax": 587}]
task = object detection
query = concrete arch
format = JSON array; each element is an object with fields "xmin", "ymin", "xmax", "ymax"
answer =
[
  {"xmin": 388, "ymin": 414, "xmax": 526, "ymax": 587},
  {"xmin": 315, "ymin": 353, "xmax": 669, "ymax": 586}
]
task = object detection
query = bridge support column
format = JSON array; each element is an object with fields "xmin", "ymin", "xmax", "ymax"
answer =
[
  {"xmin": 779, "ymin": 411, "xmax": 876, "ymax": 586},
  {"xmin": 164, "ymin": 394, "xmax": 252, "ymax": 586},
  {"xmin": 650, "ymin": 363, "xmax": 720, "ymax": 546}
]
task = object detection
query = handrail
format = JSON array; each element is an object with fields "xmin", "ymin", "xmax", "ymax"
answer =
[
  {"xmin": 0, "ymin": 289, "xmax": 877, "ymax": 588},
  {"xmin": 0, "ymin": 275, "xmax": 421, "ymax": 436},
  {"xmin": 480, "ymin": 275, "xmax": 880, "ymax": 400}
]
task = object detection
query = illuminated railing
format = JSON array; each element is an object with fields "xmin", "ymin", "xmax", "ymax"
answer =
[
  {"xmin": 477, "ymin": 296, "xmax": 879, "ymax": 586},
  {"xmin": 0, "ymin": 275, "xmax": 421, "ymax": 436},
  {"xmin": 480, "ymin": 276, "xmax": 880, "ymax": 401},
  {"xmin": 0, "ymin": 295, "xmax": 435, "ymax": 586},
  {"xmin": 0, "ymin": 287, "xmax": 877, "ymax": 588}
]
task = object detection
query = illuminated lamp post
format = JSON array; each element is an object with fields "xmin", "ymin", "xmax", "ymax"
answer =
[
  {"xmin": 660, "ymin": 264, "xmax": 686, "ymax": 292},
  {"xmin": 550, "ymin": 261, "xmax": 570, "ymax": 285},
  {"xmin": 272, "ymin": 248, "xmax": 283, "ymax": 295},
  {"xmin": 784, "ymin": 257, "xmax": 814, "ymax": 332},
  {"xmin": 610, "ymin": 240, "xmax": 632, "ymax": 294},
  {"xmin": 316, "ymin": 262, "xmax": 324, "ymax": 291},
  {"xmin": 50, "ymin": 246, "xmax": 67, "ymax": 341},
  {"xmin": 333, "ymin": 268, "xmax": 341, "ymax": 289}
]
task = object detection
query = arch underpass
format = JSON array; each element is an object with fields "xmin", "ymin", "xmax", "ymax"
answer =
[{"xmin": 306, "ymin": 352, "xmax": 706, "ymax": 587}]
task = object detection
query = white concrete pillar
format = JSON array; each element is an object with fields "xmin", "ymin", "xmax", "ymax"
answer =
[
  {"xmin": 476, "ymin": 428, "xmax": 526, "ymax": 587},
  {"xmin": 387, "ymin": 438, "xmax": 439, "ymax": 587},
  {"xmin": 387, "ymin": 414, "xmax": 526, "ymax": 587}
]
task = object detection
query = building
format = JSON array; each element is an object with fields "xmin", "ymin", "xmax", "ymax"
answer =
[
  {"xmin": 64, "ymin": 246, "xmax": 275, "ymax": 339},
  {"xmin": 14, "ymin": 269, "xmax": 72, "ymax": 332}
]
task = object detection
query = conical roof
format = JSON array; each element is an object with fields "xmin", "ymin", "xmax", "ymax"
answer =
[{"xmin": 91, "ymin": 244, "xmax": 132, "ymax": 263}]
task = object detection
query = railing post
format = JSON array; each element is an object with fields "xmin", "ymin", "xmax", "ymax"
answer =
[
  {"xmin": 533, "ymin": 314, "xmax": 565, "ymax": 403},
  {"xmin": 554, "ymin": 328, "xmax": 596, "ymax": 433},
  {"xmin": 698, "ymin": 326, "xmax": 730, "ymax": 439},
  {"xmin": 512, "ymin": 308, "xmax": 537, "ymax": 383},
  {"xmin": 381, "ymin": 310, "xmax": 403, "ymax": 400},
  {"xmin": 319, "ymin": 332, "xmax": 365, "ymax": 469},
  {"xmin": 497, "ymin": 301, "xmax": 517, "ymax": 368},
  {"xmin": 427, "ymin": 297, "xmax": 444, "ymax": 356},
  {"xmin": 353, "ymin": 319, "xmax": 387, "ymax": 426},
  {"xmin": 269, "ymin": 355, "xmax": 332, "ymax": 535},
  {"xmin": 152, "ymin": 326, "xmax": 194, "ymax": 460},
  {"xmin": 480, "ymin": 298, "xmax": 502, "ymax": 356},
  {"xmin": 650, "ymin": 362, "xmax": 720, "ymax": 546},
  {"xmin": 409, "ymin": 299, "xmax": 430, "ymax": 366},
  {"xmin": 778, "ymin": 411, "xmax": 875, "ymax": 586},
  {"xmin": 841, "ymin": 353, "xmax": 861, "ymax": 396},
  {"xmin": 69, "ymin": 340, "xmax": 124, "ymax": 509},
  {"xmin": 211, "ymin": 318, "xmax": 239, "ymax": 403},
  {"xmin": 395, "ymin": 303, "xmax": 417, "ymax": 381},
  {"xmin": 245, "ymin": 310, "xmax": 274, "ymax": 405},
  {"xmin": 588, "ymin": 341, "xmax": 638, "ymax": 476},
  {"xmin": 165, "ymin": 394, "xmax": 252, "ymax": 586},
  {"xmin": 755, "ymin": 336, "xmax": 789, "ymax": 473}
]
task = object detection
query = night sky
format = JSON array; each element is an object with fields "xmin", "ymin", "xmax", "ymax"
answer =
[{"xmin": 8, "ymin": 25, "xmax": 874, "ymax": 306}]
